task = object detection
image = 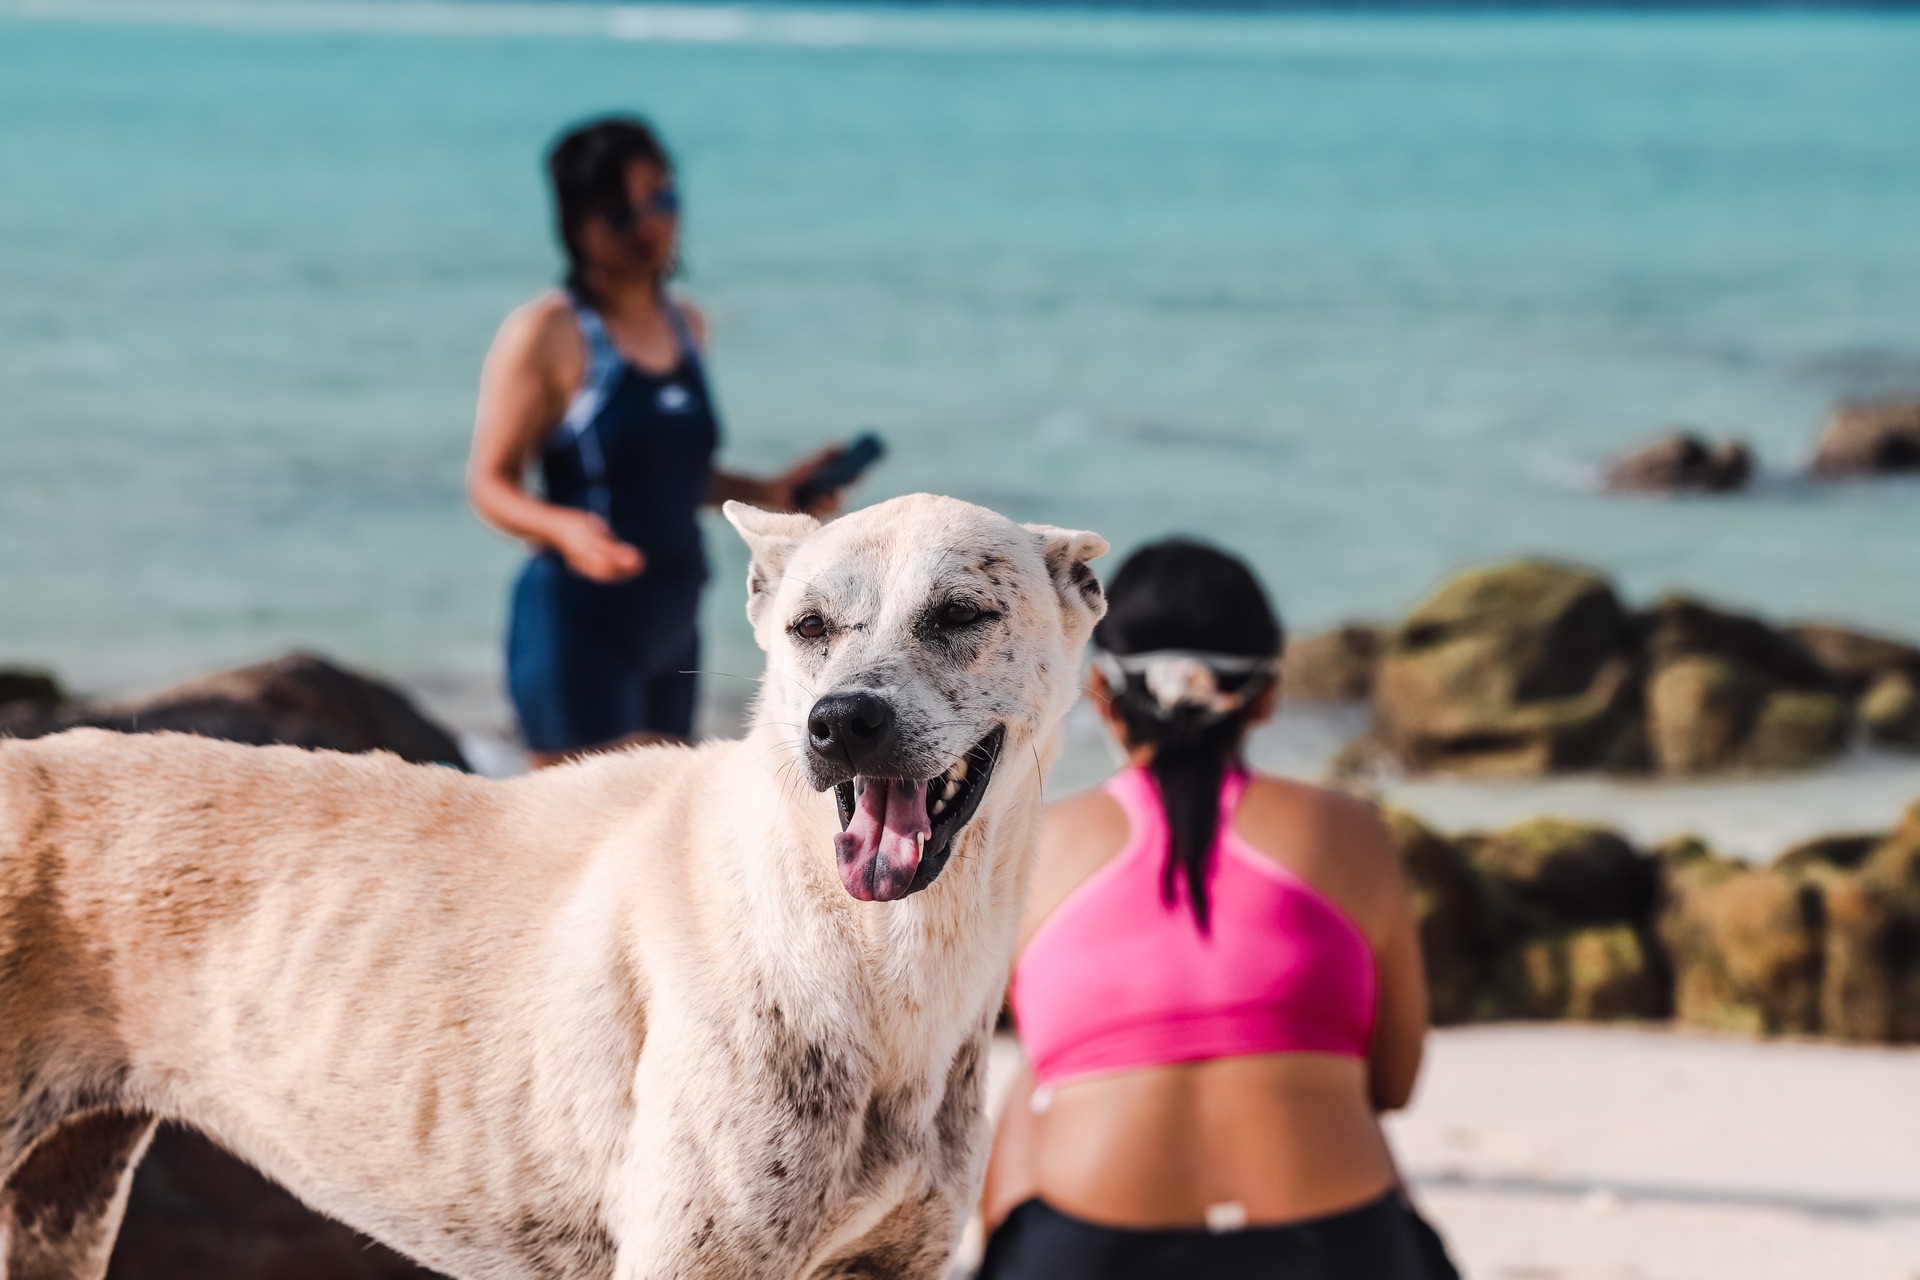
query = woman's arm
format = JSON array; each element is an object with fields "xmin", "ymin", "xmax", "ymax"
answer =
[
  {"xmin": 467, "ymin": 299, "xmax": 643, "ymax": 582},
  {"xmin": 978, "ymin": 1063, "xmax": 1042, "ymax": 1235},
  {"xmin": 708, "ymin": 449, "xmax": 843, "ymax": 514},
  {"xmin": 1362, "ymin": 815, "xmax": 1429, "ymax": 1113}
]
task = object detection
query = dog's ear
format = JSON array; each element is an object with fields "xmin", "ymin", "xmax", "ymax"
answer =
[
  {"xmin": 725, "ymin": 501, "xmax": 822, "ymax": 637},
  {"xmin": 1024, "ymin": 524, "xmax": 1109, "ymax": 629}
]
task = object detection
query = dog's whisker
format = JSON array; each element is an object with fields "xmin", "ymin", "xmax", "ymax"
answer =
[{"xmin": 680, "ymin": 668, "xmax": 767, "ymax": 685}]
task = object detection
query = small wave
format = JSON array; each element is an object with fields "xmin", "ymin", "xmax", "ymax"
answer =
[
  {"xmin": 1531, "ymin": 452, "xmax": 1607, "ymax": 493},
  {"xmin": 0, "ymin": 0, "xmax": 1522, "ymax": 56}
]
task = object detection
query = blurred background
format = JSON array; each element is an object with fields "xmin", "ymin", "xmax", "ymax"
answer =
[{"xmin": 4, "ymin": 1, "xmax": 1919, "ymax": 1277}]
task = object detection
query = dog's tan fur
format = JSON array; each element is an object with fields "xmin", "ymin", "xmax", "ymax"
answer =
[{"xmin": 0, "ymin": 495, "xmax": 1106, "ymax": 1280}]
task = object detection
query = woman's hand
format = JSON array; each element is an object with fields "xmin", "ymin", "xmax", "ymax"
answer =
[
  {"xmin": 549, "ymin": 509, "xmax": 645, "ymax": 582},
  {"xmin": 769, "ymin": 445, "xmax": 848, "ymax": 516},
  {"xmin": 708, "ymin": 445, "xmax": 847, "ymax": 516}
]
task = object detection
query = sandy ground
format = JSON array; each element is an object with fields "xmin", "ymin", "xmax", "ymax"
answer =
[{"xmin": 971, "ymin": 1026, "xmax": 1920, "ymax": 1280}]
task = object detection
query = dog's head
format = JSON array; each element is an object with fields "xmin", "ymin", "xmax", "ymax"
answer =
[{"xmin": 726, "ymin": 495, "xmax": 1107, "ymax": 903}]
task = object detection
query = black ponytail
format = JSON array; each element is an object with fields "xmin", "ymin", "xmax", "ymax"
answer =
[{"xmin": 1094, "ymin": 539, "xmax": 1284, "ymax": 932}]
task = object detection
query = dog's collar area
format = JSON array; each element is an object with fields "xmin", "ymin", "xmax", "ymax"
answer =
[{"xmin": 833, "ymin": 725, "xmax": 1004, "ymax": 897}]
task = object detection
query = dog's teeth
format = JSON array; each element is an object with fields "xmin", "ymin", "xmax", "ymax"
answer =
[
  {"xmin": 942, "ymin": 779, "xmax": 959, "ymax": 801},
  {"xmin": 917, "ymin": 832, "xmax": 927, "ymax": 852},
  {"xmin": 950, "ymin": 758, "xmax": 969, "ymax": 781},
  {"xmin": 932, "ymin": 799, "xmax": 947, "ymax": 815}
]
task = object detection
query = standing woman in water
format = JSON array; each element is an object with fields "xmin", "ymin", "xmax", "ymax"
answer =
[
  {"xmin": 977, "ymin": 539, "xmax": 1453, "ymax": 1279},
  {"xmin": 469, "ymin": 116, "xmax": 838, "ymax": 765}
]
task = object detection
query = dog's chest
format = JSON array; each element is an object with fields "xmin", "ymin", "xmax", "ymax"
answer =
[{"xmin": 681, "ymin": 1017, "xmax": 988, "ymax": 1268}]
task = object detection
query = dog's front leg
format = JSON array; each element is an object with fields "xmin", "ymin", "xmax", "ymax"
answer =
[
  {"xmin": 605, "ymin": 1106, "xmax": 814, "ymax": 1280},
  {"xmin": 802, "ymin": 1187, "xmax": 963, "ymax": 1280},
  {"xmin": 608, "ymin": 1191, "xmax": 800, "ymax": 1280},
  {"xmin": 2, "ymin": 1109, "xmax": 157, "ymax": 1280}
]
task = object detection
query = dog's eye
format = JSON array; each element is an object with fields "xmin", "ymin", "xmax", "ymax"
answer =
[
  {"xmin": 794, "ymin": 612, "xmax": 828, "ymax": 639},
  {"xmin": 939, "ymin": 601, "xmax": 981, "ymax": 627}
]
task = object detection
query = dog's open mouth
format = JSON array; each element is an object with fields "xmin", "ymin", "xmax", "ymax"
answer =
[{"xmin": 831, "ymin": 726, "xmax": 1005, "ymax": 902}]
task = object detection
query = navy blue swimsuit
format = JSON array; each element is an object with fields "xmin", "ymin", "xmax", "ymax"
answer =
[{"xmin": 506, "ymin": 293, "xmax": 719, "ymax": 751}]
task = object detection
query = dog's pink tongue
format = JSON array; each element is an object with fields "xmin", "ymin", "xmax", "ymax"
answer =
[{"xmin": 833, "ymin": 777, "xmax": 930, "ymax": 902}]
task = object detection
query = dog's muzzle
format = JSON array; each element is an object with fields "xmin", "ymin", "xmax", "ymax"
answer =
[{"xmin": 825, "ymin": 726, "xmax": 1006, "ymax": 902}]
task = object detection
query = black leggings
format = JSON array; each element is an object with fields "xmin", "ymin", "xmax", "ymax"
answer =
[{"xmin": 976, "ymin": 1193, "xmax": 1455, "ymax": 1280}]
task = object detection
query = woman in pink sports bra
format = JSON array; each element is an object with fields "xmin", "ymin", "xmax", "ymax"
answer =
[{"xmin": 975, "ymin": 539, "xmax": 1452, "ymax": 1280}]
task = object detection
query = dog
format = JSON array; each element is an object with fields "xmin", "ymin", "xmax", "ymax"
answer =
[{"xmin": 0, "ymin": 494, "xmax": 1107, "ymax": 1280}]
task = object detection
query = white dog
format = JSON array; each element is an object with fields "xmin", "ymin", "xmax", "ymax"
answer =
[{"xmin": 0, "ymin": 494, "xmax": 1106, "ymax": 1280}]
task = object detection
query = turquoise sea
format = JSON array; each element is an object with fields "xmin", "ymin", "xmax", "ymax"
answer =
[{"xmin": 4, "ymin": 1, "xmax": 1919, "ymax": 763}]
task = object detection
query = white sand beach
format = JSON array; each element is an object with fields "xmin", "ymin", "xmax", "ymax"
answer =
[
  {"xmin": 1388, "ymin": 1026, "xmax": 1920, "ymax": 1280},
  {"xmin": 974, "ymin": 1026, "xmax": 1920, "ymax": 1280}
]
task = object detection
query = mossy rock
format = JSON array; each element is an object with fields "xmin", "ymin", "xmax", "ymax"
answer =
[
  {"xmin": 1646, "ymin": 655, "xmax": 1763, "ymax": 774},
  {"xmin": 1659, "ymin": 855, "xmax": 1824, "ymax": 1036},
  {"xmin": 1653, "ymin": 834, "xmax": 1717, "ymax": 869},
  {"xmin": 1788, "ymin": 623, "xmax": 1920, "ymax": 696},
  {"xmin": 1646, "ymin": 659, "xmax": 1848, "ymax": 775},
  {"xmin": 1281, "ymin": 625, "xmax": 1383, "ymax": 703},
  {"xmin": 1372, "ymin": 561, "xmax": 1644, "ymax": 776},
  {"xmin": 1861, "ymin": 671, "xmax": 1920, "ymax": 750},
  {"xmin": 1473, "ymin": 818, "xmax": 1656, "ymax": 934},
  {"xmin": 1864, "ymin": 806, "xmax": 1920, "ymax": 889},
  {"xmin": 1819, "ymin": 873, "xmax": 1920, "ymax": 1044},
  {"xmin": 1382, "ymin": 808, "xmax": 1508, "ymax": 1025},
  {"xmin": 1493, "ymin": 924, "xmax": 1668, "ymax": 1021},
  {"xmin": 1745, "ymin": 688, "xmax": 1850, "ymax": 771},
  {"xmin": 1775, "ymin": 833, "xmax": 1883, "ymax": 875},
  {"xmin": 1641, "ymin": 596, "xmax": 1832, "ymax": 687}
]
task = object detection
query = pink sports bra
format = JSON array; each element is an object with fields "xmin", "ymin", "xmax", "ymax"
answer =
[{"xmin": 1011, "ymin": 767, "xmax": 1377, "ymax": 1089}]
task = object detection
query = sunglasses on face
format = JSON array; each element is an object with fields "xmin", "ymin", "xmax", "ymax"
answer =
[{"xmin": 608, "ymin": 187, "xmax": 680, "ymax": 230}]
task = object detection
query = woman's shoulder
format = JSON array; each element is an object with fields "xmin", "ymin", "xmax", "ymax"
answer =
[
  {"xmin": 1036, "ymin": 785, "xmax": 1130, "ymax": 882},
  {"xmin": 490, "ymin": 290, "xmax": 582, "ymax": 365},
  {"xmin": 1233, "ymin": 775, "xmax": 1405, "ymax": 941},
  {"xmin": 673, "ymin": 296, "xmax": 709, "ymax": 349},
  {"xmin": 1239, "ymin": 774, "xmax": 1390, "ymax": 843},
  {"xmin": 1017, "ymin": 784, "xmax": 1131, "ymax": 953},
  {"xmin": 510, "ymin": 289, "xmax": 580, "ymax": 339}
]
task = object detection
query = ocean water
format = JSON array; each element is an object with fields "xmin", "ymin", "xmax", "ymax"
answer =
[{"xmin": 3, "ymin": 1, "xmax": 1919, "ymax": 836}]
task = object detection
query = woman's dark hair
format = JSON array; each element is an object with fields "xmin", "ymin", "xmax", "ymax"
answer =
[
  {"xmin": 546, "ymin": 115, "xmax": 674, "ymax": 305},
  {"xmin": 1094, "ymin": 538, "xmax": 1284, "ymax": 931}
]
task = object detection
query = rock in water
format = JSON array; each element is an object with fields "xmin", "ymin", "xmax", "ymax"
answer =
[
  {"xmin": 1659, "ymin": 849, "xmax": 1825, "ymax": 1037},
  {"xmin": 1774, "ymin": 832, "xmax": 1883, "ymax": 875},
  {"xmin": 1819, "ymin": 873, "xmax": 1920, "ymax": 1045},
  {"xmin": 1640, "ymin": 597, "xmax": 1848, "ymax": 774},
  {"xmin": 1787, "ymin": 623, "xmax": 1920, "ymax": 695},
  {"xmin": 1860, "ymin": 671, "xmax": 1920, "ymax": 750},
  {"xmin": 1383, "ymin": 809, "xmax": 1509, "ymax": 1024},
  {"xmin": 1472, "ymin": 819, "xmax": 1657, "ymax": 934},
  {"xmin": 1369, "ymin": 561, "xmax": 1645, "ymax": 775},
  {"xmin": 1505, "ymin": 924, "xmax": 1668, "ymax": 1022},
  {"xmin": 12, "ymin": 652, "xmax": 466, "ymax": 769},
  {"xmin": 1604, "ymin": 432, "xmax": 1753, "ymax": 493},
  {"xmin": 1809, "ymin": 401, "xmax": 1920, "ymax": 477},
  {"xmin": 1280, "ymin": 625, "xmax": 1383, "ymax": 702},
  {"xmin": 1786, "ymin": 623, "xmax": 1920, "ymax": 749}
]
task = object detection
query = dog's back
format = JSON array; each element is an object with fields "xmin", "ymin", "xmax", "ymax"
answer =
[{"xmin": 1, "ymin": 729, "xmax": 691, "ymax": 1280}]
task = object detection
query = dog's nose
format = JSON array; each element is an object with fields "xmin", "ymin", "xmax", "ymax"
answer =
[{"xmin": 807, "ymin": 692, "xmax": 897, "ymax": 772}]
